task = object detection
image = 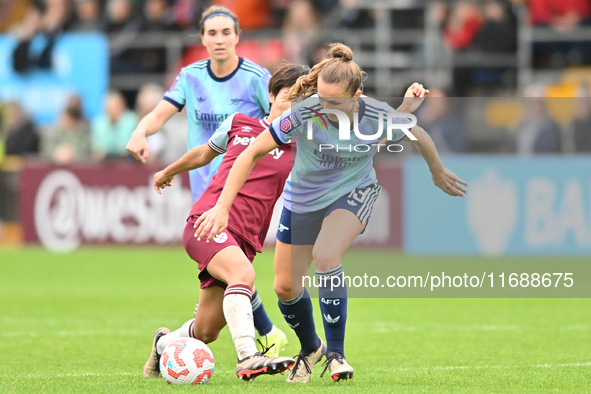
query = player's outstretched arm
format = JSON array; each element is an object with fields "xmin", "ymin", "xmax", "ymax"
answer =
[
  {"xmin": 193, "ymin": 130, "xmax": 279, "ymax": 242},
  {"xmin": 404, "ymin": 126, "xmax": 469, "ymax": 197},
  {"xmin": 127, "ymin": 100, "xmax": 178, "ymax": 163},
  {"xmin": 153, "ymin": 144, "xmax": 220, "ymax": 195},
  {"xmin": 397, "ymin": 82, "xmax": 429, "ymax": 114},
  {"xmin": 378, "ymin": 83, "xmax": 429, "ymax": 146}
]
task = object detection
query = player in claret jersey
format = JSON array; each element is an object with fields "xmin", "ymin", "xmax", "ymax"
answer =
[
  {"xmin": 127, "ymin": 5, "xmax": 285, "ymax": 359},
  {"xmin": 142, "ymin": 64, "xmax": 310, "ymax": 381}
]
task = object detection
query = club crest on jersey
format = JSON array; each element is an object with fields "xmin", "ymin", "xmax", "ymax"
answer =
[{"xmin": 213, "ymin": 233, "xmax": 228, "ymax": 244}]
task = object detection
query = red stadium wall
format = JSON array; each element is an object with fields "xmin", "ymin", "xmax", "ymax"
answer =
[{"xmin": 19, "ymin": 160, "xmax": 402, "ymax": 251}]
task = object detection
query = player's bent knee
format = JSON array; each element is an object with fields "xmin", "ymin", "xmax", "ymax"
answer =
[
  {"xmin": 273, "ymin": 279, "xmax": 293, "ymax": 301},
  {"xmin": 312, "ymin": 249, "xmax": 342, "ymax": 271},
  {"xmin": 194, "ymin": 327, "xmax": 220, "ymax": 344},
  {"xmin": 228, "ymin": 265, "xmax": 255, "ymax": 288}
]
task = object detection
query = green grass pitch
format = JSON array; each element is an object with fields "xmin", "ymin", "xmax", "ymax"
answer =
[{"xmin": 1, "ymin": 247, "xmax": 590, "ymax": 393}]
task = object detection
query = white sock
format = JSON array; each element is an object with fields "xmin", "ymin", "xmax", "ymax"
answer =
[
  {"xmin": 156, "ymin": 319, "xmax": 195, "ymax": 355},
  {"xmin": 223, "ymin": 285, "xmax": 257, "ymax": 360}
]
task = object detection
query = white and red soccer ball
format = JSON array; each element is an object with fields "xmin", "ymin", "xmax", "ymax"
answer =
[{"xmin": 159, "ymin": 338, "xmax": 215, "ymax": 385}]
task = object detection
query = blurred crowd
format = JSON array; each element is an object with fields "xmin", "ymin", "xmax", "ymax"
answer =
[
  {"xmin": 0, "ymin": 84, "xmax": 190, "ymax": 164},
  {"xmin": 1, "ymin": 85, "xmax": 590, "ymax": 169},
  {"xmin": 435, "ymin": 0, "xmax": 591, "ymax": 80},
  {"xmin": 3, "ymin": 0, "xmax": 591, "ymax": 69},
  {"xmin": 411, "ymin": 87, "xmax": 591, "ymax": 155},
  {"xmin": 1, "ymin": 0, "xmax": 591, "ymax": 166}
]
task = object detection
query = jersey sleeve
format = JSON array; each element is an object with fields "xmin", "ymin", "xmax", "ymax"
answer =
[
  {"xmin": 163, "ymin": 70, "xmax": 187, "ymax": 111},
  {"xmin": 254, "ymin": 69, "xmax": 271, "ymax": 114},
  {"xmin": 268, "ymin": 107, "xmax": 304, "ymax": 146},
  {"xmin": 372, "ymin": 101, "xmax": 410, "ymax": 143},
  {"xmin": 387, "ymin": 109, "xmax": 413, "ymax": 142},
  {"xmin": 208, "ymin": 113, "xmax": 237, "ymax": 153}
]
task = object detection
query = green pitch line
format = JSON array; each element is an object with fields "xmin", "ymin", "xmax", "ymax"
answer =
[{"xmin": 0, "ymin": 247, "xmax": 590, "ymax": 393}]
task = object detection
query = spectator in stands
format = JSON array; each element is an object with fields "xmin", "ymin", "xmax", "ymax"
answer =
[
  {"xmin": 0, "ymin": 0, "xmax": 32, "ymax": 33},
  {"xmin": 134, "ymin": 83, "xmax": 165, "ymax": 161},
  {"xmin": 513, "ymin": 85, "xmax": 561, "ymax": 155},
  {"xmin": 283, "ymin": 0, "xmax": 319, "ymax": 63},
  {"xmin": 528, "ymin": 0, "xmax": 591, "ymax": 30},
  {"xmin": 137, "ymin": 0, "xmax": 178, "ymax": 73},
  {"xmin": 571, "ymin": 93, "xmax": 591, "ymax": 152},
  {"xmin": 91, "ymin": 90, "xmax": 137, "ymax": 160},
  {"xmin": 12, "ymin": 0, "xmax": 73, "ymax": 72},
  {"xmin": 442, "ymin": 0, "xmax": 484, "ymax": 51},
  {"xmin": 529, "ymin": 0, "xmax": 591, "ymax": 67},
  {"xmin": 213, "ymin": 0, "xmax": 271, "ymax": 30},
  {"xmin": 42, "ymin": 95, "xmax": 91, "ymax": 164},
  {"xmin": 314, "ymin": 0, "xmax": 339, "ymax": 14},
  {"xmin": 106, "ymin": 0, "xmax": 139, "ymax": 33},
  {"xmin": 135, "ymin": 82, "xmax": 188, "ymax": 164},
  {"xmin": 472, "ymin": 0, "xmax": 517, "ymax": 52},
  {"xmin": 3, "ymin": 101, "xmax": 40, "ymax": 156},
  {"xmin": 338, "ymin": 0, "xmax": 375, "ymax": 29},
  {"xmin": 106, "ymin": 0, "xmax": 142, "ymax": 73},
  {"xmin": 66, "ymin": 92, "xmax": 84, "ymax": 116},
  {"xmin": 173, "ymin": 0, "xmax": 205, "ymax": 29},
  {"xmin": 418, "ymin": 88, "xmax": 466, "ymax": 153},
  {"xmin": 142, "ymin": 0, "xmax": 178, "ymax": 32},
  {"xmin": 70, "ymin": 0, "xmax": 104, "ymax": 32}
]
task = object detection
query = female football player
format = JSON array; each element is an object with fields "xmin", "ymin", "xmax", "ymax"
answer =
[
  {"xmin": 143, "ymin": 63, "xmax": 311, "ymax": 381},
  {"xmin": 127, "ymin": 6, "xmax": 285, "ymax": 354},
  {"xmin": 193, "ymin": 43, "xmax": 468, "ymax": 383}
]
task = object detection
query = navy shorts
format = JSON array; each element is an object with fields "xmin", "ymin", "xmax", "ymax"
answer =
[{"xmin": 276, "ymin": 184, "xmax": 382, "ymax": 245}]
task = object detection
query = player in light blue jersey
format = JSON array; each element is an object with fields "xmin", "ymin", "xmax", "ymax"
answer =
[
  {"xmin": 127, "ymin": 6, "xmax": 270, "ymax": 201},
  {"xmin": 193, "ymin": 43, "xmax": 469, "ymax": 383},
  {"xmin": 128, "ymin": 6, "xmax": 285, "ymax": 363},
  {"xmin": 273, "ymin": 94, "xmax": 406, "ymax": 214}
]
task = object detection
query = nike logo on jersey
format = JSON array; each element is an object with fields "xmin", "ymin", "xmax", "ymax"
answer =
[
  {"xmin": 278, "ymin": 223, "xmax": 289, "ymax": 232},
  {"xmin": 233, "ymin": 136, "xmax": 285, "ymax": 159},
  {"xmin": 323, "ymin": 314, "xmax": 340, "ymax": 324}
]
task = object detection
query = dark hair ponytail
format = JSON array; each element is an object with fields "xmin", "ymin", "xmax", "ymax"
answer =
[{"xmin": 269, "ymin": 63, "xmax": 311, "ymax": 98}]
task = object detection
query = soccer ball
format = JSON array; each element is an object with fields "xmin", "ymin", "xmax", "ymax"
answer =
[{"xmin": 159, "ymin": 337, "xmax": 215, "ymax": 385}]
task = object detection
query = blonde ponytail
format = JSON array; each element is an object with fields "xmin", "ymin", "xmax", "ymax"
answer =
[
  {"xmin": 328, "ymin": 43, "xmax": 353, "ymax": 61},
  {"xmin": 283, "ymin": 43, "xmax": 366, "ymax": 102}
]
